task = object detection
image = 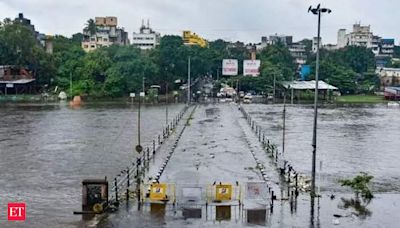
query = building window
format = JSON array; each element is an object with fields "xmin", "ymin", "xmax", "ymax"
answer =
[
  {"xmin": 91, "ymin": 45, "xmax": 95, "ymax": 48},
  {"xmin": 84, "ymin": 45, "xmax": 88, "ymax": 48}
]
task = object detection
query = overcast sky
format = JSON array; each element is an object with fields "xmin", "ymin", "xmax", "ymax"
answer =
[{"xmin": 1, "ymin": 0, "xmax": 399, "ymax": 44}]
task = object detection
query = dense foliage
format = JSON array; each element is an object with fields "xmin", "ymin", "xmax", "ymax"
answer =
[
  {"xmin": 339, "ymin": 172, "xmax": 374, "ymax": 199},
  {"xmin": 0, "ymin": 17, "xmax": 385, "ymax": 97},
  {"xmin": 309, "ymin": 46, "xmax": 379, "ymax": 94}
]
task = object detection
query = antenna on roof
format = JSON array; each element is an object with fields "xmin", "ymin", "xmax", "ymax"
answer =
[{"xmin": 147, "ymin": 19, "xmax": 150, "ymax": 28}]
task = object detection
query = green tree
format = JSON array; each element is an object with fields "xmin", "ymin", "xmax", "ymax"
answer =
[{"xmin": 84, "ymin": 19, "xmax": 96, "ymax": 36}]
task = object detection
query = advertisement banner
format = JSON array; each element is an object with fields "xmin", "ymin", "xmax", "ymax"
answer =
[
  {"xmin": 243, "ymin": 60, "xmax": 261, "ymax": 76},
  {"xmin": 222, "ymin": 59, "xmax": 238, "ymax": 76}
]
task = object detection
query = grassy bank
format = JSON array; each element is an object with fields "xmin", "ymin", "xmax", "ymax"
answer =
[{"xmin": 336, "ymin": 95, "xmax": 385, "ymax": 103}]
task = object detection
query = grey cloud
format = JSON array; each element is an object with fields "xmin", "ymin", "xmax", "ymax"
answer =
[{"xmin": 0, "ymin": 0, "xmax": 399, "ymax": 44}]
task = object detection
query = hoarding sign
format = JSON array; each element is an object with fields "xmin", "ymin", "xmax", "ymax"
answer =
[
  {"xmin": 222, "ymin": 59, "xmax": 238, "ymax": 76},
  {"xmin": 246, "ymin": 182, "xmax": 268, "ymax": 200},
  {"xmin": 243, "ymin": 60, "xmax": 260, "ymax": 76}
]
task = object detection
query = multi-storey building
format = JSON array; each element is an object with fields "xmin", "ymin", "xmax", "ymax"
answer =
[
  {"xmin": 269, "ymin": 34, "xmax": 293, "ymax": 46},
  {"xmin": 347, "ymin": 24, "xmax": 373, "ymax": 47},
  {"xmin": 337, "ymin": 23, "xmax": 395, "ymax": 57},
  {"xmin": 288, "ymin": 43, "xmax": 307, "ymax": 65},
  {"xmin": 131, "ymin": 20, "xmax": 160, "ymax": 50},
  {"xmin": 380, "ymin": 39, "xmax": 395, "ymax": 57},
  {"xmin": 81, "ymin": 16, "xmax": 129, "ymax": 52}
]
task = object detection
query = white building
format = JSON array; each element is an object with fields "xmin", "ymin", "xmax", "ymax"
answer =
[
  {"xmin": 337, "ymin": 29, "xmax": 347, "ymax": 48},
  {"xmin": 312, "ymin": 37, "xmax": 322, "ymax": 53},
  {"xmin": 347, "ymin": 24, "xmax": 373, "ymax": 47},
  {"xmin": 336, "ymin": 23, "xmax": 395, "ymax": 57},
  {"xmin": 132, "ymin": 20, "xmax": 160, "ymax": 50}
]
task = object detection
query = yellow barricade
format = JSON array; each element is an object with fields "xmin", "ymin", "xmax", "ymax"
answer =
[
  {"xmin": 215, "ymin": 184, "xmax": 232, "ymax": 201},
  {"xmin": 150, "ymin": 183, "xmax": 168, "ymax": 201}
]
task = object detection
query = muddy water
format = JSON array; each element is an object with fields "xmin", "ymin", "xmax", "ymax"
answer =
[
  {"xmin": 244, "ymin": 103, "xmax": 400, "ymax": 193},
  {"xmin": 99, "ymin": 103, "xmax": 400, "ymax": 228},
  {"xmin": 0, "ymin": 102, "xmax": 184, "ymax": 227},
  {"xmin": 1, "ymin": 102, "xmax": 399, "ymax": 227}
]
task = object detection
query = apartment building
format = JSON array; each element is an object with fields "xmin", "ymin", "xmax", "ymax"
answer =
[{"xmin": 81, "ymin": 16, "xmax": 129, "ymax": 52}]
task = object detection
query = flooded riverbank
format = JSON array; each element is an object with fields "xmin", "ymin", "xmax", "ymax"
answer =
[
  {"xmin": 0, "ymin": 102, "xmax": 185, "ymax": 227},
  {"xmin": 243, "ymin": 103, "xmax": 400, "ymax": 194},
  {"xmin": 1, "ymin": 102, "xmax": 399, "ymax": 227}
]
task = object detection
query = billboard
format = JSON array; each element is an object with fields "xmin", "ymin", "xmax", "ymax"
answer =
[
  {"xmin": 222, "ymin": 59, "xmax": 238, "ymax": 76},
  {"xmin": 243, "ymin": 60, "xmax": 261, "ymax": 76}
]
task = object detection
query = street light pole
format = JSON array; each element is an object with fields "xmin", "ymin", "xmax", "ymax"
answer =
[
  {"xmin": 273, "ymin": 73, "xmax": 276, "ymax": 103},
  {"xmin": 142, "ymin": 76, "xmax": 145, "ymax": 95},
  {"xmin": 187, "ymin": 57, "xmax": 191, "ymax": 105},
  {"xmin": 166, "ymin": 82, "xmax": 168, "ymax": 125},
  {"xmin": 70, "ymin": 72, "xmax": 72, "ymax": 98},
  {"xmin": 308, "ymin": 4, "xmax": 331, "ymax": 197}
]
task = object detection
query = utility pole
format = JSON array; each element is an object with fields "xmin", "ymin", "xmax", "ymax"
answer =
[
  {"xmin": 70, "ymin": 72, "xmax": 72, "ymax": 98},
  {"xmin": 187, "ymin": 57, "xmax": 191, "ymax": 105},
  {"xmin": 308, "ymin": 4, "xmax": 331, "ymax": 197},
  {"xmin": 142, "ymin": 76, "xmax": 145, "ymax": 95},
  {"xmin": 273, "ymin": 73, "xmax": 276, "ymax": 103},
  {"xmin": 166, "ymin": 83, "xmax": 168, "ymax": 125},
  {"xmin": 291, "ymin": 75, "xmax": 294, "ymax": 105},
  {"xmin": 282, "ymin": 94, "xmax": 286, "ymax": 157},
  {"xmin": 138, "ymin": 92, "xmax": 141, "ymax": 146}
]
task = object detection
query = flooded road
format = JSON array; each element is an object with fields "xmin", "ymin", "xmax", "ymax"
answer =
[{"xmin": 0, "ymin": 102, "xmax": 184, "ymax": 227}]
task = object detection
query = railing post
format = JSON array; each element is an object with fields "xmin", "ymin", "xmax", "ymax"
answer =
[
  {"xmin": 126, "ymin": 167, "xmax": 130, "ymax": 200},
  {"xmin": 115, "ymin": 177, "xmax": 119, "ymax": 204},
  {"xmin": 136, "ymin": 158, "xmax": 141, "ymax": 208},
  {"xmin": 153, "ymin": 140, "xmax": 156, "ymax": 155},
  {"xmin": 263, "ymin": 133, "xmax": 265, "ymax": 145},
  {"xmin": 158, "ymin": 135, "xmax": 161, "ymax": 144}
]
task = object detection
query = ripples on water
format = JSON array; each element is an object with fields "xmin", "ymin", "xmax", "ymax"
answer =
[
  {"xmin": 0, "ymin": 102, "xmax": 184, "ymax": 227},
  {"xmin": 245, "ymin": 103, "xmax": 400, "ymax": 193}
]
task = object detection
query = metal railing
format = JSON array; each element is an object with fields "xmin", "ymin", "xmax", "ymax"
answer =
[
  {"xmin": 239, "ymin": 105, "xmax": 311, "ymax": 200},
  {"xmin": 107, "ymin": 105, "xmax": 190, "ymax": 208}
]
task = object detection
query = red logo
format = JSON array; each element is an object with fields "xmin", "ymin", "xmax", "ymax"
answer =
[{"xmin": 8, "ymin": 202, "xmax": 26, "ymax": 221}]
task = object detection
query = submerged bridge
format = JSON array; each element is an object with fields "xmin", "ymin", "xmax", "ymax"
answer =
[{"xmin": 76, "ymin": 102, "xmax": 310, "ymax": 227}]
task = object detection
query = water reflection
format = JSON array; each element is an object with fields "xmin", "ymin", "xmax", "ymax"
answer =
[
  {"xmin": 245, "ymin": 104, "xmax": 400, "ymax": 193},
  {"xmin": 339, "ymin": 197, "xmax": 372, "ymax": 219},
  {"xmin": 0, "ymin": 102, "xmax": 185, "ymax": 227}
]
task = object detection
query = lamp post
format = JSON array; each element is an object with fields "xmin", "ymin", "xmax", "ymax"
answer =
[
  {"xmin": 308, "ymin": 4, "xmax": 331, "ymax": 197},
  {"xmin": 187, "ymin": 57, "xmax": 191, "ymax": 105},
  {"xmin": 165, "ymin": 82, "xmax": 169, "ymax": 125}
]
